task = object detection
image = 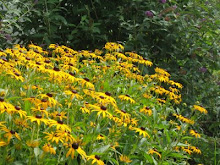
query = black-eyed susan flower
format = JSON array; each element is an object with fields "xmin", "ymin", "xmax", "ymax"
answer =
[
  {"xmin": 26, "ymin": 115, "xmax": 49, "ymax": 126},
  {"xmin": 7, "ymin": 105, "xmax": 27, "ymax": 118},
  {"xmin": 140, "ymin": 106, "xmax": 152, "ymax": 116},
  {"xmin": 55, "ymin": 130, "xmax": 75, "ymax": 143},
  {"xmin": 119, "ymin": 155, "xmax": 132, "ymax": 163},
  {"xmin": 133, "ymin": 127, "xmax": 150, "ymax": 138},
  {"xmin": 173, "ymin": 114, "xmax": 195, "ymax": 125},
  {"xmin": 38, "ymin": 93, "xmax": 59, "ymax": 107},
  {"xmin": 91, "ymin": 105, "xmax": 112, "ymax": 118},
  {"xmin": 50, "ymin": 111, "xmax": 67, "ymax": 120},
  {"xmin": 190, "ymin": 146, "xmax": 201, "ymax": 154},
  {"xmin": 148, "ymin": 149, "xmax": 161, "ymax": 158},
  {"xmin": 97, "ymin": 134, "xmax": 105, "ymax": 140},
  {"xmin": 193, "ymin": 105, "xmax": 208, "ymax": 114},
  {"xmin": 31, "ymin": 106, "xmax": 49, "ymax": 117},
  {"xmin": 189, "ymin": 129, "xmax": 201, "ymax": 138},
  {"xmin": 64, "ymin": 90, "xmax": 83, "ymax": 100},
  {"xmin": 49, "ymin": 119, "xmax": 71, "ymax": 132},
  {"xmin": 80, "ymin": 106, "xmax": 90, "ymax": 114},
  {"xmin": 42, "ymin": 143, "xmax": 56, "ymax": 155},
  {"xmin": 118, "ymin": 94, "xmax": 135, "ymax": 104},
  {"xmin": 115, "ymin": 109, "xmax": 131, "ymax": 120},
  {"xmin": 66, "ymin": 142, "xmax": 87, "ymax": 159},
  {"xmin": 1, "ymin": 127, "xmax": 21, "ymax": 142},
  {"xmin": 44, "ymin": 132, "xmax": 63, "ymax": 144},
  {"xmin": 87, "ymin": 155, "xmax": 105, "ymax": 165},
  {"xmin": 14, "ymin": 118, "xmax": 30, "ymax": 130}
]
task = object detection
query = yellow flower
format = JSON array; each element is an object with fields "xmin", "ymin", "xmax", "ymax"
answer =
[
  {"xmin": 148, "ymin": 149, "xmax": 161, "ymax": 158},
  {"xmin": 119, "ymin": 155, "xmax": 132, "ymax": 163},
  {"xmin": 190, "ymin": 146, "xmax": 201, "ymax": 154},
  {"xmin": 42, "ymin": 143, "xmax": 56, "ymax": 155},
  {"xmin": 44, "ymin": 132, "xmax": 63, "ymax": 144},
  {"xmin": 140, "ymin": 106, "xmax": 152, "ymax": 116},
  {"xmin": 1, "ymin": 127, "xmax": 21, "ymax": 142},
  {"xmin": 91, "ymin": 105, "xmax": 112, "ymax": 118},
  {"xmin": 49, "ymin": 119, "xmax": 71, "ymax": 132},
  {"xmin": 64, "ymin": 90, "xmax": 83, "ymax": 100},
  {"xmin": 118, "ymin": 94, "xmax": 135, "ymax": 104},
  {"xmin": 31, "ymin": 106, "xmax": 49, "ymax": 117},
  {"xmin": 27, "ymin": 115, "xmax": 49, "ymax": 126},
  {"xmin": 189, "ymin": 129, "xmax": 201, "ymax": 138},
  {"xmin": 87, "ymin": 155, "xmax": 105, "ymax": 165},
  {"xmin": 193, "ymin": 105, "xmax": 208, "ymax": 114},
  {"xmin": 50, "ymin": 111, "xmax": 67, "ymax": 120},
  {"xmin": 115, "ymin": 109, "xmax": 131, "ymax": 120},
  {"xmin": 66, "ymin": 143, "xmax": 87, "ymax": 159},
  {"xmin": 133, "ymin": 127, "xmax": 150, "ymax": 138},
  {"xmin": 97, "ymin": 134, "xmax": 106, "ymax": 140},
  {"xmin": 7, "ymin": 105, "xmax": 27, "ymax": 118},
  {"xmin": 173, "ymin": 114, "xmax": 194, "ymax": 125}
]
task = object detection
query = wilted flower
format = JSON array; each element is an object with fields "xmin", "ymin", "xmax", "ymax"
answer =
[{"xmin": 145, "ymin": 11, "xmax": 154, "ymax": 18}]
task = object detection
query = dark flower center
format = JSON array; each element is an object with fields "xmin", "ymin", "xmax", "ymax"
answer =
[
  {"xmin": 100, "ymin": 106, "xmax": 107, "ymax": 110},
  {"xmin": 44, "ymin": 60, "xmax": 51, "ymax": 63},
  {"xmin": 145, "ymin": 106, "xmax": 150, "ymax": 110},
  {"xmin": 56, "ymin": 113, "xmax": 61, "ymax": 116},
  {"xmin": 105, "ymin": 92, "xmax": 111, "ymax": 96},
  {"xmin": 140, "ymin": 127, "xmax": 145, "ymax": 131},
  {"xmin": 71, "ymin": 90, "xmax": 77, "ymax": 94},
  {"xmin": 15, "ymin": 106, "xmax": 21, "ymax": 110},
  {"xmin": 121, "ymin": 109, "xmax": 126, "ymax": 113},
  {"xmin": 10, "ymin": 130, "xmax": 16, "ymax": 134},
  {"xmin": 26, "ymin": 57, "xmax": 31, "ymax": 60},
  {"xmin": 36, "ymin": 62, "xmax": 41, "ymax": 65},
  {"xmin": 83, "ymin": 77, "xmax": 90, "ymax": 82},
  {"xmin": 68, "ymin": 63, "xmax": 73, "ymax": 66},
  {"xmin": 99, "ymin": 96, "xmax": 104, "ymax": 99},
  {"xmin": 53, "ymin": 67, "xmax": 60, "ymax": 71},
  {"xmin": 0, "ymin": 97, "xmax": 4, "ymax": 102},
  {"xmin": 125, "ymin": 94, "xmax": 130, "ymax": 97},
  {"xmin": 41, "ymin": 99, "xmax": 47, "ymax": 102},
  {"xmin": 14, "ymin": 73, "xmax": 20, "ymax": 76},
  {"xmin": 72, "ymin": 143, "xmax": 79, "ymax": 149},
  {"xmin": 36, "ymin": 114, "xmax": 42, "ymax": 119},
  {"xmin": 47, "ymin": 93, "xmax": 53, "ymax": 97},
  {"xmin": 95, "ymin": 155, "xmax": 100, "ymax": 160},
  {"xmin": 57, "ymin": 120, "xmax": 63, "ymax": 124}
]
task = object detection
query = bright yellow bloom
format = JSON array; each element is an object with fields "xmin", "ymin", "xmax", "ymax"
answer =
[
  {"xmin": 49, "ymin": 119, "xmax": 71, "ymax": 132},
  {"xmin": 193, "ymin": 105, "xmax": 208, "ymax": 114},
  {"xmin": 1, "ymin": 127, "xmax": 21, "ymax": 142},
  {"xmin": 66, "ymin": 143, "xmax": 87, "ymax": 159},
  {"xmin": 140, "ymin": 106, "xmax": 152, "ymax": 116},
  {"xmin": 91, "ymin": 105, "xmax": 112, "ymax": 118},
  {"xmin": 26, "ymin": 115, "xmax": 49, "ymax": 125},
  {"xmin": 0, "ymin": 141, "xmax": 7, "ymax": 147},
  {"xmin": 64, "ymin": 90, "xmax": 83, "ymax": 100},
  {"xmin": 189, "ymin": 129, "xmax": 201, "ymax": 138},
  {"xmin": 173, "ymin": 114, "xmax": 194, "ymax": 125},
  {"xmin": 42, "ymin": 143, "xmax": 56, "ymax": 155},
  {"xmin": 148, "ymin": 149, "xmax": 161, "ymax": 158},
  {"xmin": 133, "ymin": 127, "xmax": 150, "ymax": 138},
  {"xmin": 118, "ymin": 95, "xmax": 135, "ymax": 104},
  {"xmin": 119, "ymin": 155, "xmax": 132, "ymax": 163},
  {"xmin": 26, "ymin": 140, "xmax": 40, "ymax": 148},
  {"xmin": 97, "ymin": 134, "xmax": 106, "ymax": 140},
  {"xmin": 87, "ymin": 155, "xmax": 105, "ymax": 165}
]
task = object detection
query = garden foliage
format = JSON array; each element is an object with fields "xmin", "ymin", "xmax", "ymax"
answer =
[{"xmin": 0, "ymin": 42, "xmax": 209, "ymax": 164}]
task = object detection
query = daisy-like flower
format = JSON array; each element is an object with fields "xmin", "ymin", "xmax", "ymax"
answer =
[
  {"xmin": 64, "ymin": 90, "xmax": 83, "ymax": 100},
  {"xmin": 119, "ymin": 155, "xmax": 132, "ymax": 163},
  {"xmin": 42, "ymin": 143, "xmax": 56, "ymax": 155},
  {"xmin": 97, "ymin": 134, "xmax": 105, "ymax": 140},
  {"xmin": 66, "ymin": 142, "xmax": 87, "ymax": 159},
  {"xmin": 37, "ymin": 93, "xmax": 59, "ymax": 107},
  {"xmin": 140, "ymin": 106, "xmax": 152, "ymax": 116},
  {"xmin": 118, "ymin": 94, "xmax": 135, "ymax": 104},
  {"xmin": 7, "ymin": 105, "xmax": 27, "ymax": 118},
  {"xmin": 77, "ymin": 78, "xmax": 95, "ymax": 89},
  {"xmin": 173, "ymin": 114, "xmax": 194, "ymax": 125},
  {"xmin": 1, "ymin": 127, "xmax": 21, "ymax": 142},
  {"xmin": 181, "ymin": 147, "xmax": 193, "ymax": 155},
  {"xmin": 148, "ymin": 149, "xmax": 161, "ymax": 158},
  {"xmin": 55, "ymin": 130, "xmax": 75, "ymax": 143},
  {"xmin": 0, "ymin": 97, "xmax": 14, "ymax": 113},
  {"xmin": 193, "ymin": 105, "xmax": 208, "ymax": 114},
  {"xmin": 31, "ymin": 106, "xmax": 49, "ymax": 117},
  {"xmin": 133, "ymin": 127, "xmax": 150, "ymax": 138},
  {"xmin": 190, "ymin": 146, "xmax": 201, "ymax": 154},
  {"xmin": 50, "ymin": 111, "xmax": 67, "ymax": 120},
  {"xmin": 44, "ymin": 132, "xmax": 63, "ymax": 144},
  {"xmin": 91, "ymin": 105, "xmax": 112, "ymax": 118},
  {"xmin": 49, "ymin": 119, "xmax": 71, "ymax": 132},
  {"xmin": 26, "ymin": 115, "xmax": 49, "ymax": 125},
  {"xmin": 189, "ymin": 129, "xmax": 201, "ymax": 138},
  {"xmin": 80, "ymin": 106, "xmax": 90, "ymax": 114},
  {"xmin": 115, "ymin": 109, "xmax": 131, "ymax": 120},
  {"xmin": 87, "ymin": 155, "xmax": 105, "ymax": 165}
]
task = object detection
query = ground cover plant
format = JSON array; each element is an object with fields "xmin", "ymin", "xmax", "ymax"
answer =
[{"xmin": 0, "ymin": 42, "xmax": 209, "ymax": 164}]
